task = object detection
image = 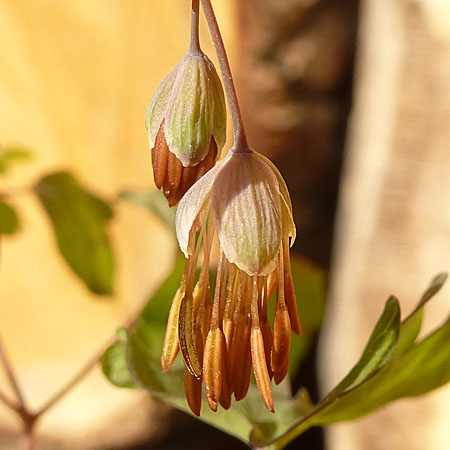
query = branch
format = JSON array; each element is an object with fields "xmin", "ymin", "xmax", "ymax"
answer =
[
  {"xmin": 35, "ymin": 336, "xmax": 113, "ymax": 416},
  {"xmin": 35, "ymin": 315, "xmax": 136, "ymax": 416},
  {"xmin": 0, "ymin": 334, "xmax": 27, "ymax": 410},
  {"xmin": 0, "ymin": 386, "xmax": 18, "ymax": 411}
]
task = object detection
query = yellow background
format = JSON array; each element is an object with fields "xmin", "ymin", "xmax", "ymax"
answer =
[{"xmin": 0, "ymin": 1, "xmax": 235, "ymax": 447}]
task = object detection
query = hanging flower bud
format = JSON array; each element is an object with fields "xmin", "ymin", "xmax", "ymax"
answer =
[
  {"xmin": 161, "ymin": 147, "xmax": 301, "ymax": 415},
  {"xmin": 146, "ymin": 52, "xmax": 226, "ymax": 206}
]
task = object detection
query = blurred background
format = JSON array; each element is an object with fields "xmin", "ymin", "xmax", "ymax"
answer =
[{"xmin": 0, "ymin": 0, "xmax": 450, "ymax": 449}]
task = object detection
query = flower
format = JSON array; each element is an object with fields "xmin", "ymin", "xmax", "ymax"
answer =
[
  {"xmin": 146, "ymin": 51, "xmax": 226, "ymax": 206},
  {"xmin": 161, "ymin": 147, "xmax": 301, "ymax": 415}
]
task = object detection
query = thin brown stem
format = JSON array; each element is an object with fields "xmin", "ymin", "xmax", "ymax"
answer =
[
  {"xmin": 24, "ymin": 429, "xmax": 35, "ymax": 450},
  {"xmin": 35, "ymin": 351, "xmax": 102, "ymax": 416},
  {"xmin": 200, "ymin": 0, "xmax": 249, "ymax": 151},
  {"xmin": 0, "ymin": 303, "xmax": 137, "ymax": 450},
  {"xmin": 0, "ymin": 334, "xmax": 27, "ymax": 410},
  {"xmin": 0, "ymin": 386, "xmax": 18, "ymax": 411},
  {"xmin": 190, "ymin": 0, "xmax": 201, "ymax": 54},
  {"xmin": 35, "ymin": 323, "xmax": 131, "ymax": 416}
]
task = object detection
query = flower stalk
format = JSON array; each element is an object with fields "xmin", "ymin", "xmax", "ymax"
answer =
[
  {"xmin": 190, "ymin": 0, "xmax": 201, "ymax": 54},
  {"xmin": 200, "ymin": 0, "xmax": 249, "ymax": 151}
]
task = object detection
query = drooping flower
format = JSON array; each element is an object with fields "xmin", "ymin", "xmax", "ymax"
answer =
[
  {"xmin": 161, "ymin": 147, "xmax": 301, "ymax": 415},
  {"xmin": 146, "ymin": 51, "xmax": 226, "ymax": 206}
]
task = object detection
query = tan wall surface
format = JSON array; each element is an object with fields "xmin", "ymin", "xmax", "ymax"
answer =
[{"xmin": 0, "ymin": 1, "xmax": 235, "ymax": 448}]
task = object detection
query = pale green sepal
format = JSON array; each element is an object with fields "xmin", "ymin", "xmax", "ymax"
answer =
[
  {"xmin": 165, "ymin": 54, "xmax": 215, "ymax": 167},
  {"xmin": 145, "ymin": 65, "xmax": 178, "ymax": 149},
  {"xmin": 211, "ymin": 151, "xmax": 281, "ymax": 276},
  {"xmin": 176, "ymin": 156, "xmax": 229, "ymax": 257},
  {"xmin": 210, "ymin": 63, "xmax": 227, "ymax": 151},
  {"xmin": 254, "ymin": 151, "xmax": 296, "ymax": 245}
]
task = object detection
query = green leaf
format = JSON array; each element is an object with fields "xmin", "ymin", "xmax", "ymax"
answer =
[
  {"xmin": 0, "ymin": 200, "xmax": 20, "ymax": 235},
  {"xmin": 323, "ymin": 296, "xmax": 400, "ymax": 400},
  {"xmin": 103, "ymin": 265, "xmax": 450, "ymax": 450},
  {"xmin": 394, "ymin": 272, "xmax": 448, "ymax": 357},
  {"xmin": 35, "ymin": 171, "xmax": 115, "ymax": 295},
  {"xmin": 309, "ymin": 316, "xmax": 450, "ymax": 426},
  {"xmin": 0, "ymin": 147, "xmax": 32, "ymax": 174},
  {"xmin": 251, "ymin": 275, "xmax": 450, "ymax": 449},
  {"xmin": 119, "ymin": 189, "xmax": 176, "ymax": 234},
  {"xmin": 101, "ymin": 329, "xmax": 136, "ymax": 389}
]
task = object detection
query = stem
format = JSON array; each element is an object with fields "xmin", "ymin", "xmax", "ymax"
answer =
[
  {"xmin": 0, "ymin": 334, "xmax": 27, "ymax": 410},
  {"xmin": 35, "ymin": 314, "xmax": 137, "ymax": 416},
  {"xmin": 0, "ymin": 315, "xmax": 136, "ymax": 450},
  {"xmin": 35, "ymin": 333, "xmax": 120, "ymax": 416},
  {"xmin": 200, "ymin": 0, "xmax": 249, "ymax": 151},
  {"xmin": 0, "ymin": 386, "xmax": 18, "ymax": 411},
  {"xmin": 24, "ymin": 431, "xmax": 35, "ymax": 450},
  {"xmin": 190, "ymin": 0, "xmax": 201, "ymax": 54}
]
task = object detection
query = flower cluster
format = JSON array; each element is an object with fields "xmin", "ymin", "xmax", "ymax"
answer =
[
  {"xmin": 146, "ymin": 0, "xmax": 301, "ymax": 416},
  {"xmin": 161, "ymin": 148, "xmax": 301, "ymax": 414}
]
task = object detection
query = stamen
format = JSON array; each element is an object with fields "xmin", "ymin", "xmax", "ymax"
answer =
[
  {"xmin": 266, "ymin": 269, "xmax": 277, "ymax": 301},
  {"xmin": 283, "ymin": 237, "xmax": 302, "ymax": 335},
  {"xmin": 218, "ymin": 261, "xmax": 234, "ymax": 409},
  {"xmin": 233, "ymin": 276, "xmax": 252, "ymax": 401},
  {"xmin": 200, "ymin": 222, "xmax": 214, "ymax": 341},
  {"xmin": 170, "ymin": 165, "xmax": 196, "ymax": 206},
  {"xmin": 152, "ymin": 121, "xmax": 169, "ymax": 189},
  {"xmin": 260, "ymin": 277, "xmax": 274, "ymax": 379},
  {"xmin": 179, "ymin": 293, "xmax": 202, "ymax": 378},
  {"xmin": 218, "ymin": 336, "xmax": 232, "ymax": 410},
  {"xmin": 227, "ymin": 275, "xmax": 244, "ymax": 393},
  {"xmin": 250, "ymin": 276, "xmax": 274, "ymax": 412},
  {"xmin": 179, "ymin": 228, "xmax": 203, "ymax": 378},
  {"xmin": 273, "ymin": 351, "xmax": 289, "ymax": 385},
  {"xmin": 194, "ymin": 138, "xmax": 218, "ymax": 182},
  {"xmin": 271, "ymin": 247, "xmax": 291, "ymax": 384},
  {"xmin": 210, "ymin": 251, "xmax": 226, "ymax": 330},
  {"xmin": 223, "ymin": 265, "xmax": 239, "ymax": 347},
  {"xmin": 164, "ymin": 149, "xmax": 183, "ymax": 206},
  {"xmin": 185, "ymin": 295, "xmax": 206, "ymax": 416},
  {"xmin": 161, "ymin": 286, "xmax": 185, "ymax": 372},
  {"xmin": 203, "ymin": 328, "xmax": 226, "ymax": 411},
  {"xmin": 184, "ymin": 367, "xmax": 202, "ymax": 416},
  {"xmin": 203, "ymin": 251, "xmax": 228, "ymax": 411}
]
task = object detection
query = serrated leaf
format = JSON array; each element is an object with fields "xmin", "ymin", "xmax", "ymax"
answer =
[
  {"xmin": 0, "ymin": 199, "xmax": 20, "ymax": 235},
  {"xmin": 0, "ymin": 147, "xmax": 32, "ymax": 174},
  {"xmin": 35, "ymin": 171, "xmax": 115, "ymax": 295},
  {"xmin": 119, "ymin": 189, "xmax": 176, "ymax": 234}
]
